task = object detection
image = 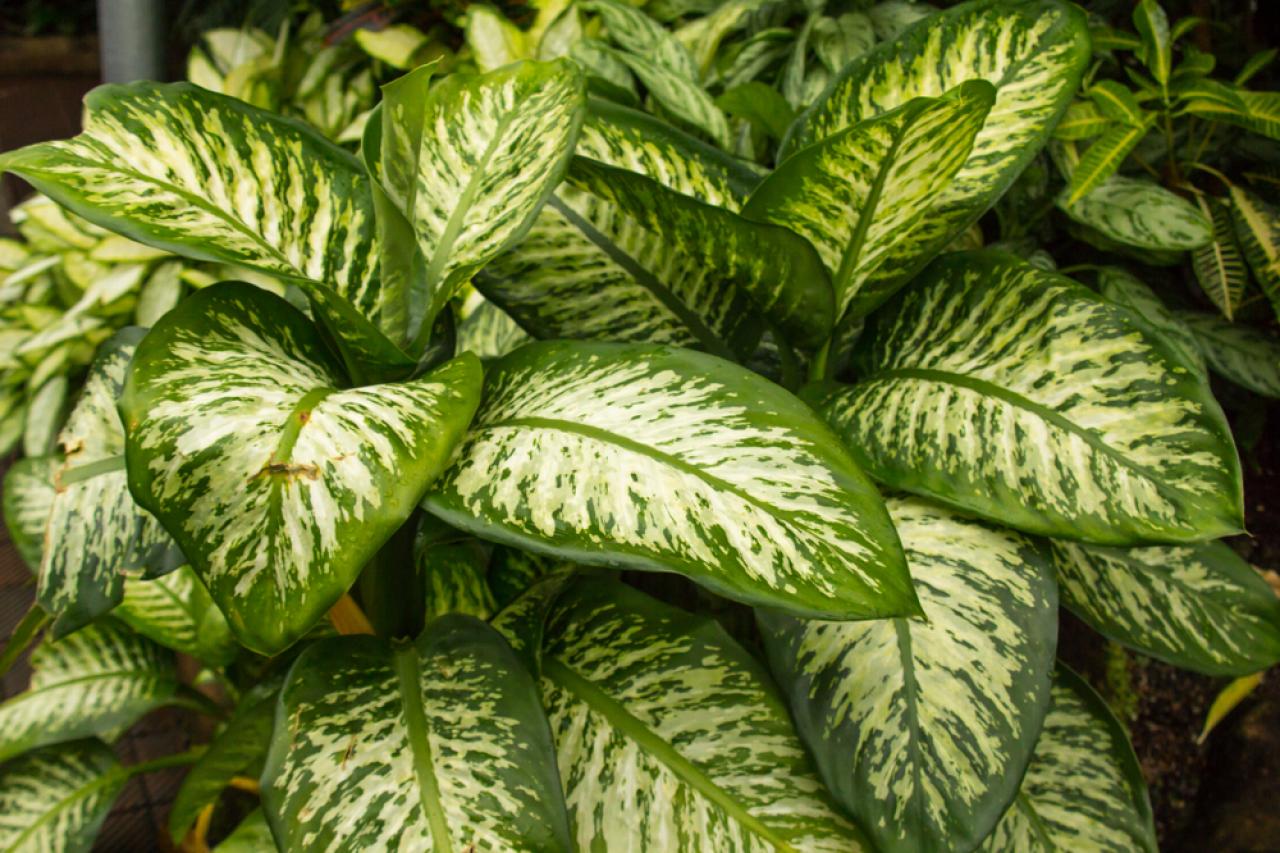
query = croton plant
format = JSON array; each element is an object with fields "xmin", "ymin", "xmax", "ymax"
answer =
[{"xmin": 0, "ymin": 0, "xmax": 1277, "ymax": 851}]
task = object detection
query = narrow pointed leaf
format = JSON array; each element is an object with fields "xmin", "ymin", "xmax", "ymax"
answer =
[
  {"xmin": 2, "ymin": 455, "xmax": 57, "ymax": 571},
  {"xmin": 1058, "ymin": 175, "xmax": 1212, "ymax": 251},
  {"xmin": 1097, "ymin": 266, "xmax": 1205, "ymax": 374},
  {"xmin": 585, "ymin": 0, "xmax": 698, "ymax": 79},
  {"xmin": 604, "ymin": 48, "xmax": 732, "ymax": 148},
  {"xmin": 1178, "ymin": 310, "xmax": 1280, "ymax": 398},
  {"xmin": 425, "ymin": 340, "xmax": 915, "ymax": 621},
  {"xmin": 744, "ymin": 81, "xmax": 993, "ymax": 320},
  {"xmin": 261, "ymin": 616, "xmax": 572, "ymax": 851},
  {"xmin": 0, "ymin": 740, "xmax": 127, "ymax": 853},
  {"xmin": 980, "ymin": 666, "xmax": 1156, "ymax": 852},
  {"xmin": 1051, "ymin": 100, "xmax": 1113, "ymax": 140},
  {"xmin": 810, "ymin": 251, "xmax": 1243, "ymax": 545},
  {"xmin": 543, "ymin": 576, "xmax": 869, "ymax": 851},
  {"xmin": 1227, "ymin": 184, "xmax": 1280, "ymax": 321},
  {"xmin": 114, "ymin": 565, "xmax": 238, "ymax": 666},
  {"xmin": 1177, "ymin": 79, "xmax": 1280, "ymax": 140},
  {"xmin": 0, "ymin": 621, "xmax": 180, "ymax": 763},
  {"xmin": 1191, "ymin": 194, "xmax": 1248, "ymax": 320},
  {"xmin": 759, "ymin": 497, "xmax": 1057, "ymax": 853},
  {"xmin": 1088, "ymin": 81, "xmax": 1145, "ymax": 125},
  {"xmin": 119, "ymin": 283, "xmax": 483, "ymax": 654},
  {"xmin": 1133, "ymin": 0, "xmax": 1172, "ymax": 87},
  {"xmin": 1062, "ymin": 116, "xmax": 1155, "ymax": 206}
]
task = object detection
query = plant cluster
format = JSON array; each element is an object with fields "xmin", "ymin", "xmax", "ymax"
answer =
[{"xmin": 0, "ymin": 1, "xmax": 1278, "ymax": 851}]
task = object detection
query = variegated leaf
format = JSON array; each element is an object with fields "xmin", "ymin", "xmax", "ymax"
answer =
[
  {"xmin": 759, "ymin": 497, "xmax": 1057, "ymax": 853},
  {"xmin": 1051, "ymin": 100, "xmax": 1112, "ymax": 140},
  {"xmin": 415, "ymin": 517, "xmax": 497, "ymax": 621},
  {"xmin": 0, "ymin": 83, "xmax": 380, "ymax": 316},
  {"xmin": 1049, "ymin": 540, "xmax": 1280, "ymax": 677},
  {"xmin": 114, "ymin": 565, "xmax": 238, "ymax": 666},
  {"xmin": 811, "ymin": 251, "xmax": 1243, "ymax": 545},
  {"xmin": 543, "ymin": 576, "xmax": 869, "ymax": 851},
  {"xmin": 1228, "ymin": 184, "xmax": 1280, "ymax": 321},
  {"xmin": 2, "ymin": 455, "xmax": 57, "ymax": 571},
  {"xmin": 1057, "ymin": 176, "xmax": 1212, "ymax": 251},
  {"xmin": 455, "ymin": 288, "xmax": 532, "ymax": 360},
  {"xmin": 0, "ymin": 620, "xmax": 180, "ymax": 763},
  {"xmin": 261, "ymin": 616, "xmax": 572, "ymax": 851},
  {"xmin": 744, "ymin": 81, "xmax": 993, "ymax": 321},
  {"xmin": 490, "ymin": 567, "xmax": 577, "ymax": 677},
  {"xmin": 0, "ymin": 740, "xmax": 127, "ymax": 853},
  {"xmin": 425, "ymin": 340, "xmax": 915, "ymax": 621},
  {"xmin": 1061, "ymin": 116, "xmax": 1155, "ymax": 207},
  {"xmin": 783, "ymin": 0, "xmax": 1089, "ymax": 305},
  {"xmin": 1178, "ymin": 310, "xmax": 1280, "ymax": 398},
  {"xmin": 584, "ymin": 0, "xmax": 698, "ymax": 80},
  {"xmin": 605, "ymin": 48, "xmax": 732, "ymax": 148},
  {"xmin": 1133, "ymin": 0, "xmax": 1172, "ymax": 88},
  {"xmin": 980, "ymin": 666, "xmax": 1156, "ymax": 853},
  {"xmin": 39, "ymin": 330, "xmax": 181, "ymax": 638},
  {"xmin": 373, "ymin": 60, "xmax": 586, "ymax": 347},
  {"xmin": 488, "ymin": 546, "xmax": 568, "ymax": 609},
  {"xmin": 119, "ymin": 283, "xmax": 483, "ymax": 655},
  {"xmin": 1192, "ymin": 194, "xmax": 1248, "ymax": 320},
  {"xmin": 1097, "ymin": 266, "xmax": 1205, "ymax": 374}
]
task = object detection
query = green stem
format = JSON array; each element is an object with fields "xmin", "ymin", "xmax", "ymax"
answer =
[
  {"xmin": 807, "ymin": 338, "xmax": 832, "ymax": 383},
  {"xmin": 125, "ymin": 745, "xmax": 207, "ymax": 778},
  {"xmin": 58, "ymin": 455, "xmax": 126, "ymax": 487}
]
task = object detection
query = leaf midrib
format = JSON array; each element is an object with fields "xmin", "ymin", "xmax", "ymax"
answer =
[
  {"xmin": 1, "ymin": 670, "xmax": 171, "ymax": 713},
  {"xmin": 892, "ymin": 619, "xmax": 930, "ymax": 843},
  {"xmin": 543, "ymin": 657, "xmax": 796, "ymax": 853},
  {"xmin": 393, "ymin": 644, "xmax": 453, "ymax": 853}
]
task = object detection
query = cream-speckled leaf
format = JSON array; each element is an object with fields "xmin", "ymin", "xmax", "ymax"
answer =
[
  {"xmin": 605, "ymin": 48, "xmax": 731, "ymax": 148},
  {"xmin": 783, "ymin": 0, "xmax": 1089, "ymax": 302},
  {"xmin": 114, "ymin": 565, "xmax": 238, "ymax": 666},
  {"xmin": 119, "ymin": 283, "xmax": 483, "ymax": 655},
  {"xmin": 543, "ymin": 576, "xmax": 869, "ymax": 851},
  {"xmin": 759, "ymin": 497, "xmax": 1057, "ymax": 853},
  {"xmin": 0, "ymin": 740, "xmax": 126, "ymax": 853},
  {"xmin": 1049, "ymin": 540, "xmax": 1280, "ymax": 676},
  {"xmin": 812, "ymin": 251, "xmax": 1243, "ymax": 545},
  {"xmin": 261, "ymin": 616, "xmax": 571, "ymax": 851},
  {"xmin": 425, "ymin": 340, "xmax": 915, "ymax": 621},
  {"xmin": 744, "ymin": 81, "xmax": 992, "ymax": 321},
  {"xmin": 1058, "ymin": 175, "xmax": 1212, "ymax": 251},
  {"xmin": 39, "ymin": 330, "xmax": 181, "ymax": 639},
  {"xmin": 2, "ymin": 455, "xmax": 57, "ymax": 571},
  {"xmin": 1178, "ymin": 311, "xmax": 1280, "ymax": 398},
  {"xmin": 415, "ymin": 518, "xmax": 497, "ymax": 621},
  {"xmin": 1192, "ymin": 194, "xmax": 1248, "ymax": 320},
  {"xmin": 0, "ymin": 620, "xmax": 179, "ymax": 763},
  {"xmin": 0, "ymin": 83, "xmax": 380, "ymax": 316},
  {"xmin": 455, "ymin": 288, "xmax": 532, "ymax": 360},
  {"xmin": 1097, "ymin": 266, "xmax": 1205, "ymax": 374},
  {"xmin": 1228, "ymin": 184, "xmax": 1280, "ymax": 321},
  {"xmin": 980, "ymin": 666, "xmax": 1156, "ymax": 853},
  {"xmin": 586, "ymin": 0, "xmax": 697, "ymax": 79},
  {"xmin": 374, "ymin": 60, "xmax": 586, "ymax": 347}
]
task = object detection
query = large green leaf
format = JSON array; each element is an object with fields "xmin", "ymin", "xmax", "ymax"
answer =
[
  {"xmin": 744, "ymin": 81, "xmax": 992, "ymax": 322},
  {"xmin": 114, "ymin": 565, "xmax": 239, "ymax": 666},
  {"xmin": 373, "ymin": 60, "xmax": 586, "ymax": 347},
  {"xmin": 425, "ymin": 340, "xmax": 915, "ymax": 621},
  {"xmin": 1097, "ymin": 266, "xmax": 1205, "ymax": 375},
  {"xmin": 759, "ymin": 497, "xmax": 1057, "ymax": 853},
  {"xmin": 37, "ymin": 330, "xmax": 180, "ymax": 638},
  {"xmin": 1179, "ymin": 310, "xmax": 1280, "ymax": 398},
  {"xmin": 0, "ymin": 740, "xmax": 127, "ymax": 853},
  {"xmin": 810, "ymin": 251, "xmax": 1243, "ymax": 545},
  {"xmin": 542, "ymin": 576, "xmax": 869, "ymax": 851},
  {"xmin": 1049, "ymin": 540, "xmax": 1280, "ymax": 677},
  {"xmin": 1191, "ymin": 194, "xmax": 1248, "ymax": 321},
  {"xmin": 0, "ymin": 82, "xmax": 380, "ymax": 316},
  {"xmin": 119, "ymin": 283, "xmax": 483, "ymax": 654},
  {"xmin": 0, "ymin": 621, "xmax": 181, "ymax": 763},
  {"xmin": 980, "ymin": 666, "xmax": 1156, "ymax": 852},
  {"xmin": 782, "ymin": 0, "xmax": 1089, "ymax": 304},
  {"xmin": 2, "ymin": 455, "xmax": 57, "ymax": 571},
  {"xmin": 1057, "ymin": 176, "xmax": 1212, "ymax": 251},
  {"xmin": 261, "ymin": 615, "xmax": 571, "ymax": 851},
  {"xmin": 1228, "ymin": 184, "xmax": 1280, "ymax": 321}
]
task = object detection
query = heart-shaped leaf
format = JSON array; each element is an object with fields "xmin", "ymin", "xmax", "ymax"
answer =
[
  {"xmin": 1179, "ymin": 310, "xmax": 1280, "ymax": 398},
  {"xmin": 1057, "ymin": 176, "xmax": 1212, "ymax": 251},
  {"xmin": 261, "ymin": 615, "xmax": 571, "ymax": 851},
  {"xmin": 0, "ymin": 740, "xmax": 128, "ymax": 853},
  {"xmin": 120, "ymin": 283, "xmax": 483, "ymax": 654},
  {"xmin": 542, "ymin": 576, "xmax": 869, "ymax": 850},
  {"xmin": 425, "ymin": 339, "xmax": 915, "ymax": 621},
  {"xmin": 810, "ymin": 251, "xmax": 1243, "ymax": 545},
  {"xmin": 759, "ymin": 497, "xmax": 1057, "ymax": 853}
]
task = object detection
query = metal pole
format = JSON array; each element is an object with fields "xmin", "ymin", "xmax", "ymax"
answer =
[{"xmin": 96, "ymin": 0, "xmax": 165, "ymax": 83}]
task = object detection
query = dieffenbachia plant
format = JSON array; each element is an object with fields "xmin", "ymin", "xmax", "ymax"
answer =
[{"xmin": 0, "ymin": 1, "xmax": 1276, "ymax": 850}]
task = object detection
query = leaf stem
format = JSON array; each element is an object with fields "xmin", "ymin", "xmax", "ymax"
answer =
[
  {"xmin": 328, "ymin": 594, "xmax": 375, "ymax": 635},
  {"xmin": 0, "ymin": 605, "xmax": 48, "ymax": 678}
]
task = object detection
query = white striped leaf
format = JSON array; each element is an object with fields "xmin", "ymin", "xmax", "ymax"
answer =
[
  {"xmin": 1179, "ymin": 311, "xmax": 1280, "ymax": 398},
  {"xmin": 260, "ymin": 616, "xmax": 572, "ymax": 851},
  {"xmin": 415, "ymin": 518, "xmax": 497, "ymax": 621},
  {"xmin": 0, "ymin": 83, "xmax": 380, "ymax": 317},
  {"xmin": 1061, "ymin": 116, "xmax": 1155, "ymax": 207},
  {"xmin": 373, "ymin": 60, "xmax": 586, "ymax": 348},
  {"xmin": 811, "ymin": 251, "xmax": 1244, "ymax": 545},
  {"xmin": 585, "ymin": 0, "xmax": 698, "ymax": 79},
  {"xmin": 783, "ymin": 0, "xmax": 1089, "ymax": 305},
  {"xmin": 1057, "ymin": 175, "xmax": 1212, "ymax": 251},
  {"xmin": 119, "ymin": 283, "xmax": 483, "ymax": 655},
  {"xmin": 2, "ymin": 455, "xmax": 57, "ymax": 571},
  {"xmin": 605, "ymin": 48, "xmax": 732, "ymax": 148},
  {"xmin": 980, "ymin": 666, "xmax": 1156, "ymax": 853},
  {"xmin": 0, "ymin": 620, "xmax": 180, "ymax": 763},
  {"xmin": 1228, "ymin": 184, "xmax": 1280, "ymax": 321},
  {"xmin": 743, "ymin": 81, "xmax": 993, "ymax": 321},
  {"xmin": 455, "ymin": 288, "xmax": 532, "ymax": 361},
  {"xmin": 542, "ymin": 576, "xmax": 870, "ymax": 851},
  {"xmin": 38, "ymin": 329, "xmax": 181, "ymax": 639},
  {"xmin": 1049, "ymin": 539, "xmax": 1280, "ymax": 677},
  {"xmin": 0, "ymin": 740, "xmax": 127, "ymax": 853},
  {"xmin": 424, "ymin": 340, "xmax": 915, "ymax": 621},
  {"xmin": 758, "ymin": 497, "xmax": 1057, "ymax": 853},
  {"xmin": 114, "ymin": 565, "xmax": 238, "ymax": 666},
  {"xmin": 1097, "ymin": 266, "xmax": 1205, "ymax": 374},
  {"xmin": 1192, "ymin": 194, "xmax": 1248, "ymax": 320}
]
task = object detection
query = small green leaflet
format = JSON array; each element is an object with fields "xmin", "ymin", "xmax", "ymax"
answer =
[
  {"xmin": 1061, "ymin": 116, "xmax": 1155, "ymax": 207},
  {"xmin": 811, "ymin": 251, "xmax": 1243, "ymax": 545},
  {"xmin": 261, "ymin": 616, "xmax": 572, "ymax": 851},
  {"xmin": 2, "ymin": 455, "xmax": 57, "ymax": 571},
  {"xmin": 980, "ymin": 666, "xmax": 1156, "ymax": 852},
  {"xmin": 374, "ymin": 60, "xmax": 586, "ymax": 348},
  {"xmin": 1057, "ymin": 175, "xmax": 1212, "ymax": 251},
  {"xmin": 1191, "ymin": 194, "xmax": 1248, "ymax": 320},
  {"xmin": 1179, "ymin": 311, "xmax": 1280, "ymax": 398},
  {"xmin": 0, "ymin": 740, "xmax": 128, "ymax": 853},
  {"xmin": 425, "ymin": 340, "xmax": 915, "ymax": 621},
  {"xmin": 114, "ymin": 565, "xmax": 239, "ymax": 666},
  {"xmin": 1097, "ymin": 266, "xmax": 1205, "ymax": 375},
  {"xmin": 120, "ymin": 283, "xmax": 482, "ymax": 655},
  {"xmin": 1049, "ymin": 540, "xmax": 1280, "ymax": 677},
  {"xmin": 0, "ymin": 621, "xmax": 181, "ymax": 763},
  {"xmin": 543, "ymin": 576, "xmax": 869, "ymax": 851},
  {"xmin": 744, "ymin": 81, "xmax": 993, "ymax": 321},
  {"xmin": 759, "ymin": 497, "xmax": 1057, "ymax": 853},
  {"xmin": 1227, "ymin": 184, "xmax": 1280, "ymax": 321}
]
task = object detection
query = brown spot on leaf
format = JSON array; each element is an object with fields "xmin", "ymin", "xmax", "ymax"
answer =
[{"xmin": 252, "ymin": 462, "xmax": 321, "ymax": 481}]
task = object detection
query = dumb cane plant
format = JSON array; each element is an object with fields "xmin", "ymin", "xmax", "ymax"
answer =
[{"xmin": 1, "ymin": 1, "xmax": 1278, "ymax": 851}]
